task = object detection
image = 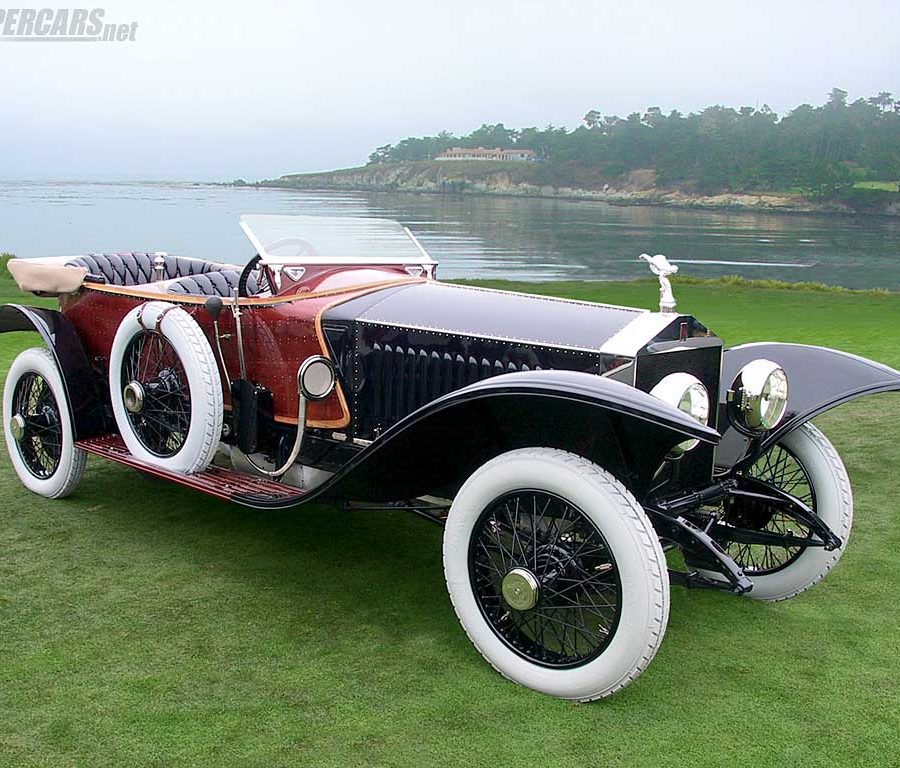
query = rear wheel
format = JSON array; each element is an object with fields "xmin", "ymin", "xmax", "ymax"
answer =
[
  {"xmin": 443, "ymin": 448, "xmax": 669, "ymax": 701},
  {"xmin": 3, "ymin": 347, "xmax": 85, "ymax": 498}
]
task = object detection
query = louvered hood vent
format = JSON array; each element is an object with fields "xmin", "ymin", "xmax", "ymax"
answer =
[{"xmin": 366, "ymin": 342, "xmax": 539, "ymax": 428}]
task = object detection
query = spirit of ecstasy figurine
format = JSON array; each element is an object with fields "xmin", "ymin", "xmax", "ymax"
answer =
[{"xmin": 640, "ymin": 253, "xmax": 678, "ymax": 313}]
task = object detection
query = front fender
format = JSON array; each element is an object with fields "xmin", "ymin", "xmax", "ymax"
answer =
[
  {"xmin": 717, "ymin": 342, "xmax": 900, "ymax": 470},
  {"xmin": 0, "ymin": 303, "xmax": 107, "ymax": 439},
  {"xmin": 240, "ymin": 369, "xmax": 720, "ymax": 508}
]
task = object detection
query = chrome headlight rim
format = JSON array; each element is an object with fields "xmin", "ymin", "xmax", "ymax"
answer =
[
  {"xmin": 649, "ymin": 372, "xmax": 710, "ymax": 455},
  {"xmin": 298, "ymin": 355, "xmax": 337, "ymax": 401},
  {"xmin": 729, "ymin": 358, "xmax": 789, "ymax": 433}
]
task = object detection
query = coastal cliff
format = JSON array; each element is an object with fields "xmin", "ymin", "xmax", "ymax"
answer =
[{"xmin": 251, "ymin": 162, "xmax": 900, "ymax": 216}]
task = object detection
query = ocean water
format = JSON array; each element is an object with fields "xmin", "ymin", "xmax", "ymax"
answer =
[{"xmin": 1, "ymin": 180, "xmax": 898, "ymax": 289}]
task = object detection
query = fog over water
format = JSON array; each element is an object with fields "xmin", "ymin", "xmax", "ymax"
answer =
[{"xmin": 2, "ymin": 181, "xmax": 898, "ymax": 289}]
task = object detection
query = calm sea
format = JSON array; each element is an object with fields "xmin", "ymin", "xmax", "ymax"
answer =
[{"xmin": 1, "ymin": 181, "xmax": 898, "ymax": 289}]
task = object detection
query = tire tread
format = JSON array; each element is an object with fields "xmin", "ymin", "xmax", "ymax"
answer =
[
  {"xmin": 109, "ymin": 302, "xmax": 222, "ymax": 474},
  {"xmin": 4, "ymin": 347, "xmax": 86, "ymax": 499},
  {"xmin": 766, "ymin": 423, "xmax": 853, "ymax": 602},
  {"xmin": 443, "ymin": 447, "xmax": 670, "ymax": 702}
]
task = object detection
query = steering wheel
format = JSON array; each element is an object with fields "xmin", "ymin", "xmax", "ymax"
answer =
[
  {"xmin": 238, "ymin": 254, "xmax": 271, "ymax": 298},
  {"xmin": 263, "ymin": 237, "xmax": 320, "ymax": 261}
]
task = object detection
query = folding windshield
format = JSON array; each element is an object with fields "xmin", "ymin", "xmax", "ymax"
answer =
[{"xmin": 239, "ymin": 214, "xmax": 435, "ymax": 266}]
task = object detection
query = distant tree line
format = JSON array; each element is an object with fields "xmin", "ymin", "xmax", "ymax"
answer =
[{"xmin": 368, "ymin": 89, "xmax": 900, "ymax": 197}]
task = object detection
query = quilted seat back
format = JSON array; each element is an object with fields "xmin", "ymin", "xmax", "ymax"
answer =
[
  {"xmin": 66, "ymin": 253, "xmax": 224, "ymax": 286},
  {"xmin": 65, "ymin": 252, "xmax": 261, "ymax": 297},
  {"xmin": 166, "ymin": 270, "xmax": 260, "ymax": 297}
]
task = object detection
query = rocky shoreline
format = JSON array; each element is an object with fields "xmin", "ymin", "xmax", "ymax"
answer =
[{"xmin": 250, "ymin": 162, "xmax": 900, "ymax": 216}]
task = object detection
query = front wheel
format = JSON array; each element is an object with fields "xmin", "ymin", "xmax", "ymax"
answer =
[
  {"xmin": 443, "ymin": 448, "xmax": 669, "ymax": 702},
  {"xmin": 704, "ymin": 423, "xmax": 853, "ymax": 601}
]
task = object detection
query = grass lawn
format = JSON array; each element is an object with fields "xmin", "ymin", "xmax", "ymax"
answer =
[
  {"xmin": 1, "ymin": 272, "xmax": 899, "ymax": 767},
  {"xmin": 853, "ymin": 180, "xmax": 900, "ymax": 192}
]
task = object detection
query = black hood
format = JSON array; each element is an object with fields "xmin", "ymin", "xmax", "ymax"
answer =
[{"xmin": 324, "ymin": 281, "xmax": 679, "ymax": 355}]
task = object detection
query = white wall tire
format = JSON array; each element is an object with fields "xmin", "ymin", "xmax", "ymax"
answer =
[
  {"xmin": 109, "ymin": 301, "xmax": 222, "ymax": 475},
  {"xmin": 3, "ymin": 347, "xmax": 86, "ymax": 499},
  {"xmin": 704, "ymin": 423, "xmax": 853, "ymax": 601},
  {"xmin": 443, "ymin": 448, "xmax": 669, "ymax": 702}
]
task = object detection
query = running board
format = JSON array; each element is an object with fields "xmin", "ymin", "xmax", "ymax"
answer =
[{"xmin": 76, "ymin": 434, "xmax": 305, "ymax": 506}]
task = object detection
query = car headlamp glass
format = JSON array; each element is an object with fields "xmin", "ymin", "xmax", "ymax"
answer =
[
  {"xmin": 650, "ymin": 372, "xmax": 710, "ymax": 454},
  {"xmin": 730, "ymin": 359, "xmax": 789, "ymax": 432},
  {"xmin": 298, "ymin": 356, "xmax": 336, "ymax": 401}
]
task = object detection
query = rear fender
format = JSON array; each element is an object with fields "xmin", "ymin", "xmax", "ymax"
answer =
[
  {"xmin": 0, "ymin": 304, "xmax": 107, "ymax": 439},
  {"xmin": 242, "ymin": 369, "xmax": 720, "ymax": 508},
  {"xmin": 717, "ymin": 343, "xmax": 900, "ymax": 470}
]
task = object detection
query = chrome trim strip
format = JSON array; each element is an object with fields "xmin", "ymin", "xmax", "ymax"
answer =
[
  {"xmin": 403, "ymin": 226, "xmax": 436, "ymax": 264},
  {"xmin": 599, "ymin": 313, "xmax": 679, "ymax": 357}
]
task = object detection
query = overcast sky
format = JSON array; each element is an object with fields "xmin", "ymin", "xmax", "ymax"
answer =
[{"xmin": 2, "ymin": 0, "xmax": 899, "ymax": 182}]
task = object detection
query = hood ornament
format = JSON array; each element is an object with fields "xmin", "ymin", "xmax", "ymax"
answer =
[{"xmin": 639, "ymin": 253, "xmax": 678, "ymax": 314}]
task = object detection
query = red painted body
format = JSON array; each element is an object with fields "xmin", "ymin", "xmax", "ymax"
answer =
[{"xmin": 60, "ymin": 264, "xmax": 421, "ymax": 429}]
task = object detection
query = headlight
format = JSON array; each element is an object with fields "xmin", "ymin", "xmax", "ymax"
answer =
[
  {"xmin": 729, "ymin": 359, "xmax": 789, "ymax": 432},
  {"xmin": 650, "ymin": 372, "xmax": 710, "ymax": 454},
  {"xmin": 299, "ymin": 356, "xmax": 336, "ymax": 401}
]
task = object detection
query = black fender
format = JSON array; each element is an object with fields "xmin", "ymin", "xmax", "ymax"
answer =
[
  {"xmin": 0, "ymin": 304, "xmax": 107, "ymax": 439},
  {"xmin": 237, "ymin": 369, "xmax": 720, "ymax": 509},
  {"xmin": 716, "ymin": 343, "xmax": 900, "ymax": 470}
]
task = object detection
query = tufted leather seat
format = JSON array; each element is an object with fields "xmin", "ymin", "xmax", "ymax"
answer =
[
  {"xmin": 65, "ymin": 252, "xmax": 260, "ymax": 297},
  {"xmin": 166, "ymin": 270, "xmax": 260, "ymax": 297},
  {"xmin": 66, "ymin": 252, "xmax": 223, "ymax": 286}
]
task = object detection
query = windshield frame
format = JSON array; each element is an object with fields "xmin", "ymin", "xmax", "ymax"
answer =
[{"xmin": 239, "ymin": 214, "xmax": 437, "ymax": 267}]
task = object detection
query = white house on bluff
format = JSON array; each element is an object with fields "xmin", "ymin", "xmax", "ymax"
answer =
[{"xmin": 435, "ymin": 147, "xmax": 537, "ymax": 162}]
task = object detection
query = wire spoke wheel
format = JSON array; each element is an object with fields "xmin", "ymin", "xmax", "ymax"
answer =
[
  {"xmin": 110, "ymin": 302, "xmax": 222, "ymax": 475},
  {"xmin": 11, "ymin": 371, "xmax": 63, "ymax": 479},
  {"xmin": 121, "ymin": 331, "xmax": 192, "ymax": 457},
  {"xmin": 698, "ymin": 425, "xmax": 851, "ymax": 602},
  {"xmin": 468, "ymin": 490, "xmax": 622, "ymax": 668},
  {"xmin": 724, "ymin": 443, "xmax": 816, "ymax": 575},
  {"xmin": 446, "ymin": 449, "xmax": 668, "ymax": 700}
]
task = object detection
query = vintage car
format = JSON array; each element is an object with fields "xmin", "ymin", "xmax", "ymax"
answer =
[{"xmin": 3, "ymin": 214, "xmax": 900, "ymax": 701}]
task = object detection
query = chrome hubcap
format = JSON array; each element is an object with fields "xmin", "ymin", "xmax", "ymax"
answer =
[
  {"xmin": 501, "ymin": 567, "xmax": 540, "ymax": 611},
  {"xmin": 123, "ymin": 381, "xmax": 145, "ymax": 414},
  {"xmin": 9, "ymin": 413, "xmax": 26, "ymax": 442}
]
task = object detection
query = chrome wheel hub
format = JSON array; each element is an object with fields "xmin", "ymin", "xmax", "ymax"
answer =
[
  {"xmin": 501, "ymin": 567, "xmax": 540, "ymax": 611},
  {"xmin": 9, "ymin": 413, "xmax": 26, "ymax": 442},
  {"xmin": 123, "ymin": 381, "xmax": 145, "ymax": 414}
]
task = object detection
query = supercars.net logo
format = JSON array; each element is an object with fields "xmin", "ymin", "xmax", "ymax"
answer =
[{"xmin": 0, "ymin": 8, "xmax": 137, "ymax": 41}]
